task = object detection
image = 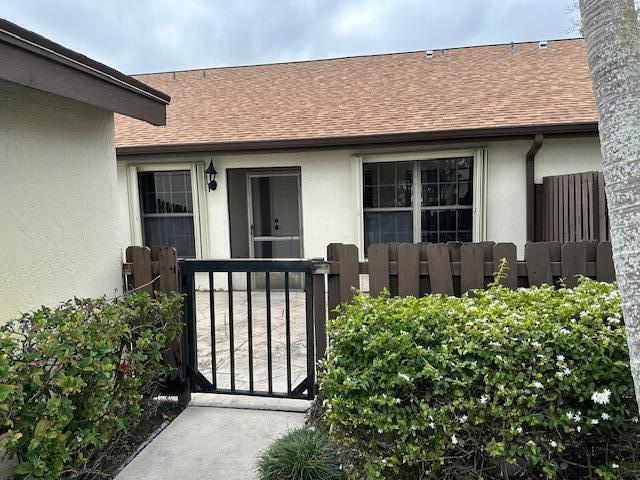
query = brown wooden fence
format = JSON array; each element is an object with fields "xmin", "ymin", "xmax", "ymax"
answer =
[
  {"xmin": 535, "ymin": 171, "xmax": 609, "ymax": 242},
  {"xmin": 123, "ymin": 246, "xmax": 188, "ymax": 403},
  {"xmin": 324, "ymin": 241, "xmax": 616, "ymax": 319},
  {"xmin": 122, "ymin": 241, "xmax": 616, "ymax": 400}
]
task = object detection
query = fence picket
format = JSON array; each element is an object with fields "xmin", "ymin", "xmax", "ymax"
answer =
[
  {"xmin": 397, "ymin": 243, "xmax": 420, "ymax": 297},
  {"xmin": 125, "ymin": 246, "xmax": 153, "ymax": 293},
  {"xmin": 461, "ymin": 243, "xmax": 484, "ymax": 293},
  {"xmin": 525, "ymin": 242, "xmax": 552, "ymax": 286},
  {"xmin": 327, "ymin": 243, "xmax": 360, "ymax": 318},
  {"xmin": 368, "ymin": 244, "xmax": 390, "ymax": 297},
  {"xmin": 596, "ymin": 241, "xmax": 615, "ymax": 282},
  {"xmin": 561, "ymin": 242, "xmax": 587, "ymax": 288},
  {"xmin": 426, "ymin": 243, "xmax": 454, "ymax": 295}
]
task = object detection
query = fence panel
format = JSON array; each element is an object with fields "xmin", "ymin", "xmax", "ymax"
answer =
[
  {"xmin": 325, "ymin": 241, "xmax": 616, "ymax": 309},
  {"xmin": 537, "ymin": 171, "xmax": 609, "ymax": 242},
  {"xmin": 123, "ymin": 246, "xmax": 187, "ymax": 403}
]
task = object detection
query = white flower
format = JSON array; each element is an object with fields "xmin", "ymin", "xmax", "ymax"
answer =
[
  {"xmin": 378, "ymin": 428, "xmax": 384, "ymax": 434},
  {"xmin": 533, "ymin": 381, "xmax": 544, "ymax": 389},
  {"xmin": 591, "ymin": 389, "xmax": 612, "ymax": 405},
  {"xmin": 633, "ymin": 416, "xmax": 639, "ymax": 423},
  {"xmin": 459, "ymin": 415, "xmax": 468, "ymax": 424},
  {"xmin": 488, "ymin": 341, "xmax": 501, "ymax": 347},
  {"xmin": 577, "ymin": 426, "xmax": 582, "ymax": 432},
  {"xmin": 516, "ymin": 427, "xmax": 523, "ymax": 434},
  {"xmin": 396, "ymin": 398, "xmax": 402, "ymax": 404},
  {"xmin": 612, "ymin": 463, "xmax": 619, "ymax": 469},
  {"xmin": 480, "ymin": 394, "xmax": 488, "ymax": 405},
  {"xmin": 558, "ymin": 367, "xmax": 572, "ymax": 377},
  {"xmin": 559, "ymin": 328, "xmax": 571, "ymax": 334},
  {"xmin": 470, "ymin": 361, "xmax": 477, "ymax": 367},
  {"xmin": 531, "ymin": 341, "xmax": 541, "ymax": 347},
  {"xmin": 601, "ymin": 413, "xmax": 610, "ymax": 420},
  {"xmin": 428, "ymin": 422, "xmax": 435, "ymax": 429},
  {"xmin": 398, "ymin": 373, "xmax": 411, "ymax": 382},
  {"xmin": 549, "ymin": 440, "xmax": 557, "ymax": 448},
  {"xmin": 566, "ymin": 411, "xmax": 575, "ymax": 420},
  {"xmin": 556, "ymin": 355, "xmax": 565, "ymax": 361},
  {"xmin": 451, "ymin": 435, "xmax": 458, "ymax": 445},
  {"xmin": 591, "ymin": 419, "xmax": 599, "ymax": 425},
  {"xmin": 496, "ymin": 354, "xmax": 504, "ymax": 362}
]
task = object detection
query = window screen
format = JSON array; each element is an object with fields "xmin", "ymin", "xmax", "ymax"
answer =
[{"xmin": 138, "ymin": 171, "xmax": 196, "ymax": 257}]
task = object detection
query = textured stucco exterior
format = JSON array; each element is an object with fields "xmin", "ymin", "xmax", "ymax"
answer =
[
  {"xmin": 0, "ymin": 81, "xmax": 123, "ymax": 323},
  {"xmin": 117, "ymin": 135, "xmax": 603, "ymax": 271}
]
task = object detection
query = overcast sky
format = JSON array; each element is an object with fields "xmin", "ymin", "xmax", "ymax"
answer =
[{"xmin": 3, "ymin": 0, "xmax": 579, "ymax": 74}]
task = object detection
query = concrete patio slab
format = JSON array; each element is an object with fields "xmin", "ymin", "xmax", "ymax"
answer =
[{"xmin": 115, "ymin": 406, "xmax": 305, "ymax": 480}]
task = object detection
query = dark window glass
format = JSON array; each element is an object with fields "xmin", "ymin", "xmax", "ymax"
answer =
[
  {"xmin": 364, "ymin": 211, "xmax": 413, "ymax": 251},
  {"xmin": 138, "ymin": 171, "xmax": 196, "ymax": 257},
  {"xmin": 420, "ymin": 157, "xmax": 473, "ymax": 243}
]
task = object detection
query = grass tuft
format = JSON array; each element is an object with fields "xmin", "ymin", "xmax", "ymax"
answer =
[{"xmin": 256, "ymin": 427, "xmax": 343, "ymax": 480}]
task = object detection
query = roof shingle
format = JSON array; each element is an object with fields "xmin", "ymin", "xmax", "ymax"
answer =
[{"xmin": 114, "ymin": 38, "xmax": 597, "ymax": 150}]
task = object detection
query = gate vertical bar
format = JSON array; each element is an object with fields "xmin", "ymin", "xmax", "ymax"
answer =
[
  {"xmin": 181, "ymin": 263, "xmax": 197, "ymax": 398},
  {"xmin": 266, "ymin": 272, "xmax": 273, "ymax": 394},
  {"xmin": 284, "ymin": 272, "xmax": 292, "ymax": 395},
  {"xmin": 305, "ymin": 270, "xmax": 315, "ymax": 399},
  {"xmin": 228, "ymin": 272, "xmax": 235, "ymax": 391},
  {"xmin": 208, "ymin": 272, "xmax": 217, "ymax": 390},
  {"xmin": 246, "ymin": 271, "xmax": 254, "ymax": 392}
]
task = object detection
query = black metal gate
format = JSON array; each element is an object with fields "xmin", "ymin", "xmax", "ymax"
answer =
[{"xmin": 180, "ymin": 259, "xmax": 316, "ymax": 399}]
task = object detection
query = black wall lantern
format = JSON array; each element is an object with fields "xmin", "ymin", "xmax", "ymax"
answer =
[{"xmin": 205, "ymin": 160, "xmax": 218, "ymax": 191}]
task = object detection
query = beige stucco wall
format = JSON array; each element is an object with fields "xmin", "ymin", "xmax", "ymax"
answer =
[
  {"xmin": 0, "ymin": 81, "xmax": 123, "ymax": 323},
  {"xmin": 117, "ymin": 135, "xmax": 603, "ymax": 270}
]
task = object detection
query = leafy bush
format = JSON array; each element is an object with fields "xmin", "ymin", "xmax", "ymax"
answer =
[
  {"xmin": 257, "ymin": 428, "xmax": 344, "ymax": 480},
  {"xmin": 320, "ymin": 279, "xmax": 640, "ymax": 479},
  {"xmin": 0, "ymin": 292, "xmax": 183, "ymax": 479}
]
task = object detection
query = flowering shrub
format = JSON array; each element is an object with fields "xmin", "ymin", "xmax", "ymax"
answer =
[
  {"xmin": 0, "ymin": 292, "xmax": 183, "ymax": 479},
  {"xmin": 320, "ymin": 279, "xmax": 640, "ymax": 479}
]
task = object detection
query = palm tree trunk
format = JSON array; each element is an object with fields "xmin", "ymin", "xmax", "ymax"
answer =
[{"xmin": 579, "ymin": 0, "xmax": 640, "ymax": 410}]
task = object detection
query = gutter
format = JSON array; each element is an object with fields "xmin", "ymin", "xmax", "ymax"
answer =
[
  {"xmin": 116, "ymin": 123, "xmax": 595, "ymax": 156},
  {"xmin": 526, "ymin": 134, "xmax": 544, "ymax": 241}
]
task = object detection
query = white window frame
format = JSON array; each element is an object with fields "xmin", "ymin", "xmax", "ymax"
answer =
[
  {"xmin": 125, "ymin": 162, "xmax": 210, "ymax": 258},
  {"xmin": 354, "ymin": 148, "xmax": 488, "ymax": 254}
]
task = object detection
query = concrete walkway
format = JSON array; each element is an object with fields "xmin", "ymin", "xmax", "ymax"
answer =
[{"xmin": 116, "ymin": 401, "xmax": 306, "ymax": 480}]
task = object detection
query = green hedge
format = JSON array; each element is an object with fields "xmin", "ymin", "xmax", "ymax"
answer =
[
  {"xmin": 320, "ymin": 279, "xmax": 640, "ymax": 479},
  {"xmin": 0, "ymin": 292, "xmax": 183, "ymax": 479}
]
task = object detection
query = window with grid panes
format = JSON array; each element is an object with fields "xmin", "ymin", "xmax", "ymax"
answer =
[
  {"xmin": 138, "ymin": 171, "xmax": 196, "ymax": 257},
  {"xmin": 363, "ymin": 157, "xmax": 473, "ymax": 251}
]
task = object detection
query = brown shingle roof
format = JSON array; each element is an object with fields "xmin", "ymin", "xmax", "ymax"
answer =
[{"xmin": 115, "ymin": 38, "xmax": 597, "ymax": 151}]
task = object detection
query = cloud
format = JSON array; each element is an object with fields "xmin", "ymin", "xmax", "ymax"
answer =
[{"xmin": 2, "ymin": 0, "xmax": 575, "ymax": 74}]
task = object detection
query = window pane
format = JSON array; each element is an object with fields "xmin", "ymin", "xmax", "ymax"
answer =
[
  {"xmin": 363, "ymin": 163, "xmax": 378, "ymax": 186},
  {"xmin": 396, "ymin": 184, "xmax": 412, "ymax": 207},
  {"xmin": 138, "ymin": 171, "xmax": 193, "ymax": 214},
  {"xmin": 379, "ymin": 163, "xmax": 396, "ymax": 185},
  {"xmin": 421, "ymin": 161, "xmax": 438, "ymax": 183},
  {"xmin": 143, "ymin": 216, "xmax": 196, "ymax": 257},
  {"xmin": 439, "ymin": 210, "xmax": 456, "ymax": 230},
  {"xmin": 378, "ymin": 186, "xmax": 397, "ymax": 207},
  {"xmin": 458, "ymin": 209, "xmax": 473, "ymax": 230},
  {"xmin": 364, "ymin": 211, "xmax": 412, "ymax": 251},
  {"xmin": 457, "ymin": 158, "xmax": 472, "ymax": 180},
  {"xmin": 422, "ymin": 184, "xmax": 438, "ymax": 207},
  {"xmin": 363, "ymin": 186, "xmax": 377, "ymax": 208},
  {"xmin": 139, "ymin": 170, "xmax": 196, "ymax": 257},
  {"xmin": 439, "ymin": 183, "xmax": 457, "ymax": 206},
  {"xmin": 458, "ymin": 182, "xmax": 472, "ymax": 205},
  {"xmin": 439, "ymin": 159, "xmax": 456, "ymax": 182}
]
